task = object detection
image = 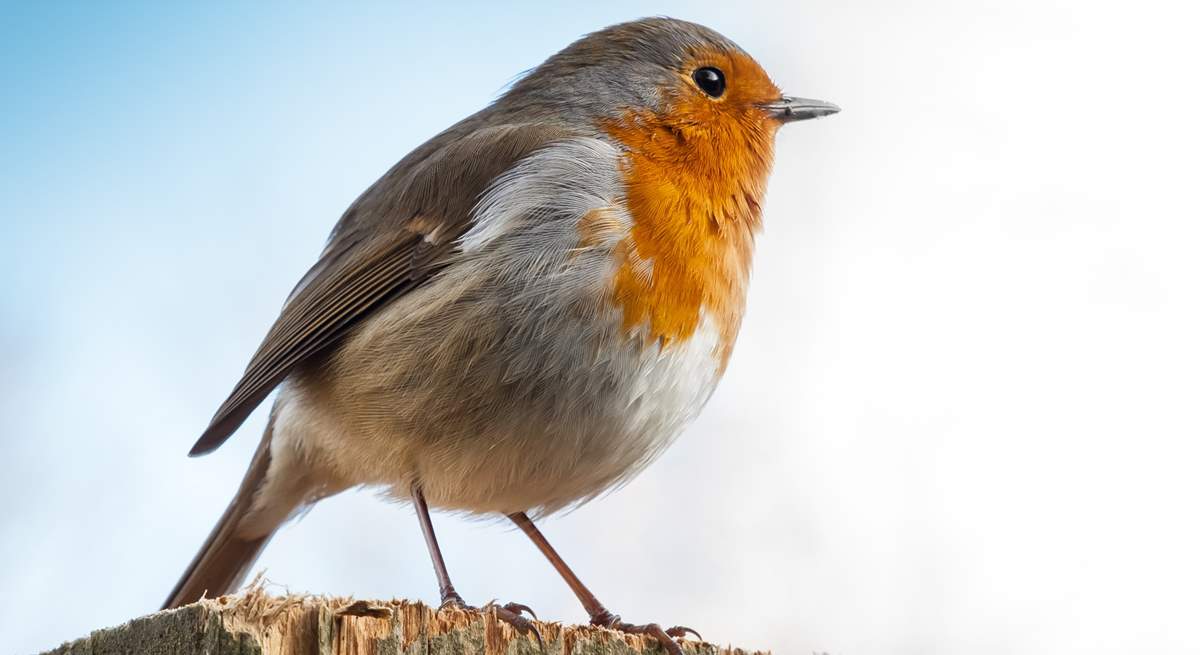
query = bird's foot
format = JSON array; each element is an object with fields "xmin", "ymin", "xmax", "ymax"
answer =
[
  {"xmin": 591, "ymin": 610, "xmax": 702, "ymax": 655},
  {"xmin": 439, "ymin": 593, "xmax": 543, "ymax": 648}
]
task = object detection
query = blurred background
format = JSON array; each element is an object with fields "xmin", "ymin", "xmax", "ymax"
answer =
[{"xmin": 3, "ymin": 1, "xmax": 1199, "ymax": 653}]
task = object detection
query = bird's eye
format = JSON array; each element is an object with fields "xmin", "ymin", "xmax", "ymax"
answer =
[{"xmin": 692, "ymin": 67, "xmax": 726, "ymax": 98}]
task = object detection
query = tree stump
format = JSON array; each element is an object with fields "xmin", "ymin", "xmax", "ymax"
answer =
[{"xmin": 42, "ymin": 590, "xmax": 768, "ymax": 655}]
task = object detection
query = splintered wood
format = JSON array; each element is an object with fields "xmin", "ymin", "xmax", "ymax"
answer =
[{"xmin": 44, "ymin": 588, "xmax": 770, "ymax": 655}]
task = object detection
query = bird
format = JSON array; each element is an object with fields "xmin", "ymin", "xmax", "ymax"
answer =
[{"xmin": 163, "ymin": 16, "xmax": 838, "ymax": 654}]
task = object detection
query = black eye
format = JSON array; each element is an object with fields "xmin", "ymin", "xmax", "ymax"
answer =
[{"xmin": 692, "ymin": 67, "xmax": 726, "ymax": 98}]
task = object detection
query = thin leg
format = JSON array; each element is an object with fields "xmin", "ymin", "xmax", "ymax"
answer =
[
  {"xmin": 411, "ymin": 484, "xmax": 465, "ymax": 607},
  {"xmin": 508, "ymin": 511, "xmax": 613, "ymax": 621},
  {"xmin": 411, "ymin": 486, "xmax": 542, "ymax": 647},
  {"xmin": 508, "ymin": 512, "xmax": 701, "ymax": 654}
]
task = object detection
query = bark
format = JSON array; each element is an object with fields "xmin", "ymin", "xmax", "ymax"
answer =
[{"xmin": 42, "ymin": 591, "xmax": 768, "ymax": 655}]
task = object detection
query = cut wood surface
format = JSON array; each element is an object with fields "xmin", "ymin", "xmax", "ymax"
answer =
[{"xmin": 42, "ymin": 589, "xmax": 769, "ymax": 655}]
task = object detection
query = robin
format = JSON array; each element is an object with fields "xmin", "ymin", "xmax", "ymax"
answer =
[{"xmin": 164, "ymin": 16, "xmax": 837, "ymax": 653}]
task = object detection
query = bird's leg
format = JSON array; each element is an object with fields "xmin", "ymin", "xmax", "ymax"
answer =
[
  {"xmin": 508, "ymin": 512, "xmax": 701, "ymax": 655},
  {"xmin": 411, "ymin": 485, "xmax": 541, "ymax": 646},
  {"xmin": 411, "ymin": 483, "xmax": 467, "ymax": 607}
]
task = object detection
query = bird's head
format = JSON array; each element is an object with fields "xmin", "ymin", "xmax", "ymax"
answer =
[{"xmin": 499, "ymin": 17, "xmax": 838, "ymax": 150}]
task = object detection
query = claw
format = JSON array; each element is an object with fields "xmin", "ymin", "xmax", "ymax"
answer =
[
  {"xmin": 484, "ymin": 602, "xmax": 545, "ymax": 651},
  {"xmin": 502, "ymin": 602, "xmax": 538, "ymax": 621},
  {"xmin": 665, "ymin": 625, "xmax": 703, "ymax": 641},
  {"xmin": 527, "ymin": 625, "xmax": 546, "ymax": 651},
  {"xmin": 609, "ymin": 621, "xmax": 685, "ymax": 655}
]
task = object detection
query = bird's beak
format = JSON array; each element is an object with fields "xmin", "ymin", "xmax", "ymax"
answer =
[{"xmin": 761, "ymin": 95, "xmax": 841, "ymax": 123}]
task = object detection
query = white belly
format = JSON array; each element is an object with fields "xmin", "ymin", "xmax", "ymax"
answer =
[{"xmin": 272, "ymin": 287, "xmax": 726, "ymax": 516}]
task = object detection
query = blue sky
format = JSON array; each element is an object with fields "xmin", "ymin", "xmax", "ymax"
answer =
[{"xmin": 4, "ymin": 2, "xmax": 1200, "ymax": 654}]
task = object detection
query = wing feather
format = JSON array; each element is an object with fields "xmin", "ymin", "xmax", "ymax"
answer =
[{"xmin": 188, "ymin": 122, "xmax": 571, "ymax": 456}]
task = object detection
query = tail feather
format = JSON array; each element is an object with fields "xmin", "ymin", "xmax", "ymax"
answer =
[{"xmin": 163, "ymin": 423, "xmax": 280, "ymax": 610}]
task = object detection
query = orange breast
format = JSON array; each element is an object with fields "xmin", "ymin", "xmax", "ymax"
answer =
[{"xmin": 601, "ymin": 53, "xmax": 780, "ymax": 368}]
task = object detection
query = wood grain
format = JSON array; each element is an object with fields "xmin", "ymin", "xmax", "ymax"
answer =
[{"xmin": 43, "ymin": 590, "xmax": 770, "ymax": 655}]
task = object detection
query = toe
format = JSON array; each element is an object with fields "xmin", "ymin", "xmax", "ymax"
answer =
[
  {"xmin": 501, "ymin": 602, "xmax": 538, "ymax": 621},
  {"xmin": 665, "ymin": 625, "xmax": 702, "ymax": 641},
  {"xmin": 488, "ymin": 604, "xmax": 545, "ymax": 651},
  {"xmin": 612, "ymin": 621, "xmax": 685, "ymax": 655}
]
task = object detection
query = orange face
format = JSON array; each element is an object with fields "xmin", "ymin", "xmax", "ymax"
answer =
[{"xmin": 602, "ymin": 48, "xmax": 784, "ymax": 368}]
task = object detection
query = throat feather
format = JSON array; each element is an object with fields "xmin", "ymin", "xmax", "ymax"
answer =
[{"xmin": 602, "ymin": 109, "xmax": 774, "ymax": 368}]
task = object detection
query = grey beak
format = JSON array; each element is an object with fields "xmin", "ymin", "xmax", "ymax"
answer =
[{"xmin": 763, "ymin": 95, "xmax": 841, "ymax": 123}]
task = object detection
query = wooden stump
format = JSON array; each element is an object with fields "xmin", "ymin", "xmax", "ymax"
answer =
[{"xmin": 42, "ymin": 590, "xmax": 769, "ymax": 655}]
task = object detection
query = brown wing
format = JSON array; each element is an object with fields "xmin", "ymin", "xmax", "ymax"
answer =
[{"xmin": 189, "ymin": 122, "xmax": 571, "ymax": 456}]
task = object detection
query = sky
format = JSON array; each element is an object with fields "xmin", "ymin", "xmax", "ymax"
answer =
[{"xmin": 3, "ymin": 1, "xmax": 1200, "ymax": 653}]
